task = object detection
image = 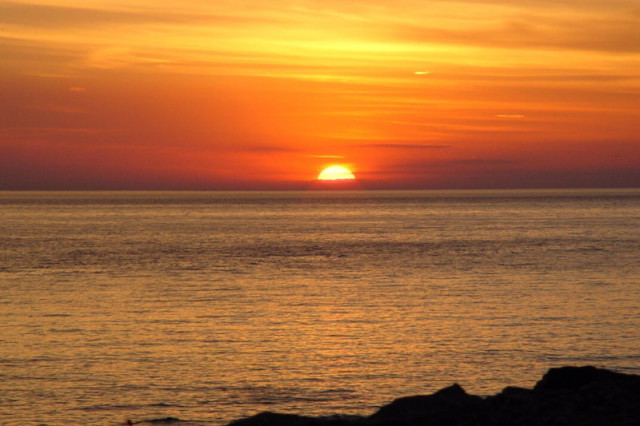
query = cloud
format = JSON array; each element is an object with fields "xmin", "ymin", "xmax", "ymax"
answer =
[
  {"xmin": 0, "ymin": 127, "xmax": 104, "ymax": 143},
  {"xmin": 232, "ymin": 145, "xmax": 301, "ymax": 153},
  {"xmin": 359, "ymin": 143, "xmax": 451, "ymax": 150},
  {"xmin": 0, "ymin": 1, "xmax": 275, "ymax": 29},
  {"xmin": 396, "ymin": 158, "xmax": 519, "ymax": 172},
  {"xmin": 82, "ymin": 47, "xmax": 173, "ymax": 69},
  {"xmin": 0, "ymin": 36, "xmax": 80, "ymax": 67},
  {"xmin": 424, "ymin": 70, "xmax": 635, "ymax": 83},
  {"xmin": 28, "ymin": 104, "xmax": 86, "ymax": 114},
  {"xmin": 384, "ymin": 16, "xmax": 640, "ymax": 53}
]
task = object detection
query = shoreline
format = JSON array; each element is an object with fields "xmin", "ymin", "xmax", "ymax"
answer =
[
  {"xmin": 126, "ymin": 366, "xmax": 640, "ymax": 426},
  {"xmin": 228, "ymin": 366, "xmax": 640, "ymax": 426}
]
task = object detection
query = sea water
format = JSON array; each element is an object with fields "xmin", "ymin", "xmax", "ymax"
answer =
[{"xmin": 1, "ymin": 189, "xmax": 639, "ymax": 425}]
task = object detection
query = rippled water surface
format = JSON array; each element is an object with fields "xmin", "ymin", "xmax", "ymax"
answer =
[{"xmin": 1, "ymin": 189, "xmax": 639, "ymax": 425}]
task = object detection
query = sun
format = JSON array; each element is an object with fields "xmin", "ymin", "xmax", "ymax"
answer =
[{"xmin": 317, "ymin": 165, "xmax": 356, "ymax": 181}]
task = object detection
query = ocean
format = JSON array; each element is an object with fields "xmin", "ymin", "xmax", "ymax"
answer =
[{"xmin": 1, "ymin": 189, "xmax": 639, "ymax": 425}]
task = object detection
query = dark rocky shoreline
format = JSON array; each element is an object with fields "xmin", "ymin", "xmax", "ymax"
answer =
[{"xmin": 227, "ymin": 366, "xmax": 640, "ymax": 426}]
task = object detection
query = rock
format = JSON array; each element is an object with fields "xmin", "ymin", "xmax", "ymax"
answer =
[
  {"xmin": 366, "ymin": 383, "xmax": 485, "ymax": 425},
  {"xmin": 228, "ymin": 412, "xmax": 363, "ymax": 426},
  {"xmin": 525, "ymin": 366, "xmax": 640, "ymax": 426},
  {"xmin": 534, "ymin": 365, "xmax": 640, "ymax": 392},
  {"xmin": 228, "ymin": 366, "xmax": 640, "ymax": 426}
]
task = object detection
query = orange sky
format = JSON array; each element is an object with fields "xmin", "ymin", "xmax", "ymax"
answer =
[{"xmin": 1, "ymin": 0, "xmax": 639, "ymax": 189}]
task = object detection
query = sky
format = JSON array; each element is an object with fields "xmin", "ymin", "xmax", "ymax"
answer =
[{"xmin": 1, "ymin": 0, "xmax": 639, "ymax": 190}]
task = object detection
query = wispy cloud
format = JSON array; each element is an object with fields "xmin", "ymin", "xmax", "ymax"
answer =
[
  {"xmin": 383, "ymin": 16, "xmax": 640, "ymax": 53},
  {"xmin": 28, "ymin": 104, "xmax": 86, "ymax": 114},
  {"xmin": 0, "ymin": 1, "xmax": 275, "ymax": 28},
  {"xmin": 231, "ymin": 145, "xmax": 301, "ymax": 154},
  {"xmin": 396, "ymin": 158, "xmax": 520, "ymax": 172},
  {"xmin": 359, "ymin": 143, "xmax": 451, "ymax": 150},
  {"xmin": 82, "ymin": 47, "xmax": 173, "ymax": 69}
]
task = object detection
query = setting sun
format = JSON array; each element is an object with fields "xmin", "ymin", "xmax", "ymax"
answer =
[{"xmin": 317, "ymin": 166, "xmax": 356, "ymax": 181}]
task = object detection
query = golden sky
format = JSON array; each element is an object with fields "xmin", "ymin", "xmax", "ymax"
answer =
[{"xmin": 2, "ymin": 0, "xmax": 639, "ymax": 189}]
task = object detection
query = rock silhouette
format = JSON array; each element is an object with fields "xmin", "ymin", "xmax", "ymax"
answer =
[{"xmin": 229, "ymin": 366, "xmax": 640, "ymax": 426}]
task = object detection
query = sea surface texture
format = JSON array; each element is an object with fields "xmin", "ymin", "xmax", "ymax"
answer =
[{"xmin": 1, "ymin": 189, "xmax": 639, "ymax": 425}]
